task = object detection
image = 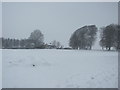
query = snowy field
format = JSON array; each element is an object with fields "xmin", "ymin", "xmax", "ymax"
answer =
[{"xmin": 2, "ymin": 49, "xmax": 118, "ymax": 88}]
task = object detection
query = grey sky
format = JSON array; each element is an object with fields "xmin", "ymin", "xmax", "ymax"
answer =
[{"xmin": 2, "ymin": 2, "xmax": 118, "ymax": 47}]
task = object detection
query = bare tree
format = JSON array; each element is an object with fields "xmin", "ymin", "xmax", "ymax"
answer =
[
  {"xmin": 29, "ymin": 29, "xmax": 44, "ymax": 48},
  {"xmin": 100, "ymin": 24, "xmax": 118, "ymax": 50},
  {"xmin": 51, "ymin": 40, "xmax": 61, "ymax": 49},
  {"xmin": 69, "ymin": 25, "xmax": 97, "ymax": 50},
  {"xmin": 56, "ymin": 41, "xmax": 61, "ymax": 48}
]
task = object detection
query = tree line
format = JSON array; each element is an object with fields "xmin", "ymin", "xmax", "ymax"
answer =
[
  {"xmin": 1, "ymin": 30, "xmax": 62, "ymax": 49},
  {"xmin": 69, "ymin": 24, "xmax": 120, "ymax": 51},
  {"xmin": 1, "ymin": 24, "xmax": 120, "ymax": 51}
]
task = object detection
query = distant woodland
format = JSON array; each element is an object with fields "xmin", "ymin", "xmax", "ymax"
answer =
[{"xmin": 1, "ymin": 24, "xmax": 120, "ymax": 51}]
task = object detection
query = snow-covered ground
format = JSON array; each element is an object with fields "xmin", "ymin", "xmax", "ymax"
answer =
[{"xmin": 2, "ymin": 49, "xmax": 118, "ymax": 88}]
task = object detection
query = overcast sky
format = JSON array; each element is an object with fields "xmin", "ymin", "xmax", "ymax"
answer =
[{"xmin": 2, "ymin": 2, "xmax": 118, "ymax": 47}]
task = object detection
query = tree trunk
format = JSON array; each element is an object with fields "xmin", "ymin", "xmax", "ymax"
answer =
[
  {"xmin": 108, "ymin": 47, "xmax": 111, "ymax": 51},
  {"xmin": 106, "ymin": 46, "xmax": 108, "ymax": 50},
  {"xmin": 102, "ymin": 47, "xmax": 104, "ymax": 50},
  {"xmin": 89, "ymin": 46, "xmax": 92, "ymax": 50}
]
